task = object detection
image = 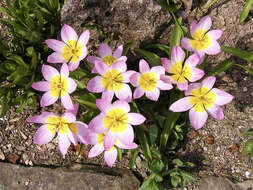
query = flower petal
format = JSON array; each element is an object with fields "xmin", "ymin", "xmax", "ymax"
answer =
[
  {"xmin": 104, "ymin": 131, "xmax": 117, "ymax": 151},
  {"xmin": 171, "ymin": 46, "xmax": 185, "ymax": 63},
  {"xmin": 211, "ymin": 88, "xmax": 234, "ymax": 105},
  {"xmin": 67, "ymin": 78, "xmax": 77, "ymax": 94},
  {"xmin": 61, "ymin": 93, "xmax": 74, "ymax": 110},
  {"xmin": 32, "ymin": 81, "xmax": 50, "ymax": 92},
  {"xmin": 58, "ymin": 133, "xmax": 71, "ymax": 157},
  {"xmin": 85, "ymin": 130, "xmax": 99, "ymax": 145},
  {"xmin": 62, "ymin": 112, "xmax": 76, "ymax": 123},
  {"xmin": 87, "ymin": 56, "xmax": 101, "ymax": 64},
  {"xmin": 26, "ymin": 112, "xmax": 57, "ymax": 124},
  {"xmin": 113, "ymin": 45, "xmax": 123, "ymax": 58},
  {"xmin": 68, "ymin": 61, "xmax": 80, "ymax": 71},
  {"xmin": 78, "ymin": 30, "xmax": 89, "ymax": 45},
  {"xmin": 207, "ymin": 30, "xmax": 223, "ymax": 40},
  {"xmin": 189, "ymin": 108, "xmax": 208, "ymax": 130},
  {"xmin": 118, "ymin": 56, "xmax": 127, "ymax": 62},
  {"xmin": 130, "ymin": 72, "xmax": 140, "ymax": 87},
  {"xmin": 169, "ymin": 97, "xmax": 192, "ymax": 112},
  {"xmin": 190, "ymin": 20, "xmax": 198, "ymax": 36},
  {"xmin": 128, "ymin": 113, "xmax": 146, "ymax": 125},
  {"xmin": 99, "ymin": 43, "xmax": 112, "ymax": 57},
  {"xmin": 181, "ymin": 38, "xmax": 195, "ymax": 52},
  {"xmin": 184, "ymin": 53, "xmax": 200, "ymax": 67},
  {"xmin": 150, "ymin": 66, "xmax": 165, "ymax": 78},
  {"xmin": 187, "ymin": 67, "xmax": 204, "ymax": 82},
  {"xmin": 96, "ymin": 93, "xmax": 113, "ymax": 113},
  {"xmin": 194, "ymin": 16, "xmax": 212, "ymax": 34},
  {"xmin": 202, "ymin": 76, "xmax": 216, "ymax": 89},
  {"xmin": 33, "ymin": 124, "xmax": 55, "ymax": 145},
  {"xmin": 45, "ymin": 39, "xmax": 65, "ymax": 52},
  {"xmin": 118, "ymin": 125, "xmax": 134, "ymax": 144},
  {"xmin": 47, "ymin": 52, "xmax": 64, "ymax": 63},
  {"xmin": 94, "ymin": 60, "xmax": 108, "ymax": 76},
  {"xmin": 88, "ymin": 114, "xmax": 107, "ymax": 133},
  {"xmin": 104, "ymin": 147, "xmax": 117, "ymax": 167},
  {"xmin": 61, "ymin": 24, "xmax": 78, "ymax": 43},
  {"xmin": 157, "ymin": 80, "xmax": 173, "ymax": 90},
  {"xmin": 60, "ymin": 63, "xmax": 69, "ymax": 78},
  {"xmin": 145, "ymin": 88, "xmax": 160, "ymax": 101},
  {"xmin": 67, "ymin": 130, "xmax": 78, "ymax": 145},
  {"xmin": 177, "ymin": 81, "xmax": 188, "ymax": 91},
  {"xmin": 204, "ymin": 40, "xmax": 221, "ymax": 55},
  {"xmin": 110, "ymin": 61, "xmax": 127, "ymax": 73},
  {"xmin": 112, "ymin": 100, "xmax": 130, "ymax": 113},
  {"xmin": 88, "ymin": 144, "xmax": 104, "ymax": 158},
  {"xmin": 139, "ymin": 59, "xmax": 150, "ymax": 74},
  {"xmin": 185, "ymin": 83, "xmax": 202, "ymax": 96},
  {"xmin": 161, "ymin": 58, "xmax": 172, "ymax": 73},
  {"xmin": 40, "ymin": 91, "xmax": 58, "ymax": 107},
  {"xmin": 116, "ymin": 140, "xmax": 138, "ymax": 150},
  {"xmin": 133, "ymin": 87, "xmax": 145, "ymax": 99},
  {"xmin": 207, "ymin": 104, "xmax": 224, "ymax": 120},
  {"xmin": 66, "ymin": 103, "xmax": 79, "ymax": 116},
  {"xmin": 42, "ymin": 64, "xmax": 59, "ymax": 81},
  {"xmin": 87, "ymin": 76, "xmax": 104, "ymax": 93},
  {"xmin": 115, "ymin": 84, "xmax": 132, "ymax": 101},
  {"xmin": 122, "ymin": 70, "xmax": 135, "ymax": 83}
]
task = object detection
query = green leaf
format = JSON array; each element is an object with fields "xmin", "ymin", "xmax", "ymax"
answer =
[
  {"xmin": 242, "ymin": 130, "xmax": 253, "ymax": 137},
  {"xmin": 117, "ymin": 148, "xmax": 123, "ymax": 161},
  {"xmin": 206, "ymin": 58, "xmax": 235, "ymax": 76},
  {"xmin": 171, "ymin": 175, "xmax": 180, "ymax": 187},
  {"xmin": 7, "ymin": 55, "xmax": 29, "ymax": 71},
  {"xmin": 239, "ymin": 0, "xmax": 253, "ymax": 22},
  {"xmin": 75, "ymin": 99, "xmax": 98, "ymax": 111},
  {"xmin": 235, "ymin": 64, "xmax": 253, "ymax": 76},
  {"xmin": 135, "ymin": 48, "xmax": 161, "ymax": 66},
  {"xmin": 222, "ymin": 46, "xmax": 253, "ymax": 63},
  {"xmin": 146, "ymin": 44, "xmax": 170, "ymax": 57},
  {"xmin": 129, "ymin": 148, "xmax": 140, "ymax": 169},
  {"xmin": 149, "ymin": 124, "xmax": 159, "ymax": 144},
  {"xmin": 74, "ymin": 79, "xmax": 86, "ymax": 89},
  {"xmin": 122, "ymin": 41, "xmax": 134, "ymax": 56},
  {"xmin": 169, "ymin": 17, "xmax": 182, "ymax": 55},
  {"xmin": 149, "ymin": 159, "xmax": 165, "ymax": 173},
  {"xmin": 138, "ymin": 173, "xmax": 156, "ymax": 190},
  {"xmin": 172, "ymin": 158, "xmax": 184, "ymax": 167},
  {"xmin": 242, "ymin": 140, "xmax": 253, "ymax": 157}
]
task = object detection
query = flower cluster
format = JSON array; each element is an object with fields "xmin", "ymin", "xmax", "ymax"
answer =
[{"xmin": 27, "ymin": 16, "xmax": 234, "ymax": 167}]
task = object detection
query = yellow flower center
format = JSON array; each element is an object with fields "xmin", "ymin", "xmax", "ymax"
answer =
[
  {"xmin": 189, "ymin": 87, "xmax": 216, "ymax": 112},
  {"xmin": 46, "ymin": 116, "xmax": 70, "ymax": 134},
  {"xmin": 69, "ymin": 123, "xmax": 77, "ymax": 134},
  {"xmin": 49, "ymin": 75, "xmax": 68, "ymax": 98},
  {"xmin": 62, "ymin": 40, "xmax": 82, "ymax": 63},
  {"xmin": 190, "ymin": 29, "xmax": 211, "ymax": 50},
  {"xmin": 102, "ymin": 55, "xmax": 117, "ymax": 66},
  {"xmin": 97, "ymin": 133, "xmax": 116, "ymax": 151},
  {"xmin": 104, "ymin": 108, "xmax": 128, "ymax": 132},
  {"xmin": 170, "ymin": 61, "xmax": 191, "ymax": 83},
  {"xmin": 101, "ymin": 69, "xmax": 124, "ymax": 91},
  {"xmin": 138, "ymin": 72, "xmax": 157, "ymax": 92}
]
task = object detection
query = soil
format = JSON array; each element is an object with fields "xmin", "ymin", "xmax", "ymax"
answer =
[{"xmin": 0, "ymin": 0, "xmax": 253, "ymax": 189}]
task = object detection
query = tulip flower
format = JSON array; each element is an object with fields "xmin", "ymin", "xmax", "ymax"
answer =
[
  {"xmin": 32, "ymin": 63, "xmax": 76, "ymax": 109},
  {"xmin": 46, "ymin": 24, "xmax": 89, "ymax": 71},
  {"xmin": 169, "ymin": 76, "xmax": 234, "ymax": 130},
  {"xmin": 181, "ymin": 16, "xmax": 223, "ymax": 56},
  {"xmin": 161, "ymin": 46, "xmax": 204, "ymax": 91},
  {"xmin": 130, "ymin": 59, "xmax": 173, "ymax": 101}
]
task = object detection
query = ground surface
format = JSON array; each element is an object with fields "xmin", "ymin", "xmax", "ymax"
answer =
[{"xmin": 0, "ymin": 0, "xmax": 253, "ymax": 189}]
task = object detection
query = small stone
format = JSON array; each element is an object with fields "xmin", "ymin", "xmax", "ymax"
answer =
[
  {"xmin": 187, "ymin": 131, "xmax": 198, "ymax": 139},
  {"xmin": 225, "ymin": 144, "xmax": 239, "ymax": 154},
  {"xmin": 19, "ymin": 131, "xmax": 27, "ymax": 140},
  {"xmin": 7, "ymin": 154, "xmax": 19, "ymax": 164},
  {"xmin": 243, "ymin": 87, "xmax": 247, "ymax": 92},
  {"xmin": 0, "ymin": 150, "xmax": 5, "ymax": 160},
  {"xmin": 9, "ymin": 117, "xmax": 22, "ymax": 123},
  {"xmin": 205, "ymin": 135, "xmax": 215, "ymax": 145}
]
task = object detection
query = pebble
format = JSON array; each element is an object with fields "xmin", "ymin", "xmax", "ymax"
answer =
[{"xmin": 0, "ymin": 150, "xmax": 5, "ymax": 160}]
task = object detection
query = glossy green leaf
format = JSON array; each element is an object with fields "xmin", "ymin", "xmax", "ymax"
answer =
[
  {"xmin": 239, "ymin": 0, "xmax": 253, "ymax": 22},
  {"xmin": 149, "ymin": 159, "xmax": 165, "ymax": 173},
  {"xmin": 75, "ymin": 99, "xmax": 98, "ymax": 111},
  {"xmin": 122, "ymin": 41, "xmax": 134, "ymax": 56},
  {"xmin": 172, "ymin": 158, "xmax": 184, "ymax": 167},
  {"xmin": 135, "ymin": 48, "xmax": 161, "ymax": 66},
  {"xmin": 206, "ymin": 58, "xmax": 235, "ymax": 76},
  {"xmin": 146, "ymin": 44, "xmax": 170, "ymax": 57},
  {"xmin": 129, "ymin": 148, "xmax": 140, "ymax": 169},
  {"xmin": 222, "ymin": 46, "xmax": 253, "ymax": 63},
  {"xmin": 169, "ymin": 17, "xmax": 182, "ymax": 55},
  {"xmin": 171, "ymin": 175, "xmax": 180, "ymax": 187},
  {"xmin": 149, "ymin": 124, "xmax": 159, "ymax": 144}
]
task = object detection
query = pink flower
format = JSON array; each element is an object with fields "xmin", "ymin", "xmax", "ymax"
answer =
[
  {"xmin": 86, "ymin": 61, "xmax": 134, "ymax": 102},
  {"xmin": 169, "ymin": 76, "xmax": 234, "ymax": 130},
  {"xmin": 161, "ymin": 46, "xmax": 205, "ymax": 91},
  {"xmin": 87, "ymin": 43, "xmax": 127, "ymax": 73},
  {"xmin": 45, "ymin": 24, "xmax": 89, "ymax": 71},
  {"xmin": 88, "ymin": 96, "xmax": 146, "ymax": 152},
  {"xmin": 86, "ymin": 130, "xmax": 137, "ymax": 167},
  {"xmin": 130, "ymin": 59, "xmax": 173, "ymax": 101},
  {"xmin": 26, "ymin": 111, "xmax": 88, "ymax": 157},
  {"xmin": 181, "ymin": 16, "xmax": 223, "ymax": 57},
  {"xmin": 32, "ymin": 63, "xmax": 77, "ymax": 109}
]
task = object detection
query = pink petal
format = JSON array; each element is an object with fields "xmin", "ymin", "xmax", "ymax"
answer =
[
  {"xmin": 42, "ymin": 64, "xmax": 59, "ymax": 81},
  {"xmin": 194, "ymin": 16, "xmax": 212, "ymax": 34},
  {"xmin": 118, "ymin": 125, "xmax": 134, "ymax": 144},
  {"xmin": 184, "ymin": 53, "xmax": 200, "ymax": 67},
  {"xmin": 78, "ymin": 46, "xmax": 88, "ymax": 61},
  {"xmin": 145, "ymin": 87, "xmax": 160, "ymax": 101},
  {"xmin": 26, "ymin": 112, "xmax": 57, "ymax": 124},
  {"xmin": 104, "ymin": 131, "xmax": 117, "ymax": 151},
  {"xmin": 40, "ymin": 91, "xmax": 58, "ymax": 107},
  {"xmin": 45, "ymin": 39, "xmax": 65, "ymax": 52},
  {"xmin": 75, "ymin": 121, "xmax": 89, "ymax": 137},
  {"xmin": 32, "ymin": 81, "xmax": 50, "ymax": 91},
  {"xmin": 133, "ymin": 87, "xmax": 145, "ymax": 99},
  {"xmin": 211, "ymin": 88, "xmax": 234, "ymax": 105},
  {"xmin": 139, "ymin": 59, "xmax": 150, "ymax": 74},
  {"xmin": 62, "ymin": 112, "xmax": 76, "ymax": 123},
  {"xmin": 207, "ymin": 104, "xmax": 224, "ymax": 120},
  {"xmin": 33, "ymin": 124, "xmax": 55, "ymax": 145},
  {"xmin": 115, "ymin": 84, "xmax": 132, "ymax": 101},
  {"xmin": 61, "ymin": 93, "xmax": 74, "ymax": 110},
  {"xmin": 96, "ymin": 93, "xmax": 113, "ymax": 113},
  {"xmin": 177, "ymin": 81, "xmax": 188, "ymax": 91},
  {"xmin": 99, "ymin": 43, "xmax": 112, "ymax": 57},
  {"xmin": 157, "ymin": 80, "xmax": 173, "ymax": 90},
  {"xmin": 130, "ymin": 72, "xmax": 140, "ymax": 87},
  {"xmin": 61, "ymin": 24, "xmax": 78, "ymax": 43},
  {"xmin": 47, "ymin": 52, "xmax": 64, "ymax": 63},
  {"xmin": 67, "ymin": 78, "xmax": 77, "ymax": 93},
  {"xmin": 68, "ymin": 61, "xmax": 80, "ymax": 71},
  {"xmin": 202, "ymin": 76, "xmax": 216, "ymax": 89},
  {"xmin": 169, "ymin": 97, "xmax": 192, "ymax": 112},
  {"xmin": 122, "ymin": 70, "xmax": 136, "ymax": 83},
  {"xmin": 160, "ymin": 74, "xmax": 172, "ymax": 84},
  {"xmin": 94, "ymin": 60, "xmax": 108, "ymax": 76},
  {"xmin": 87, "ymin": 56, "xmax": 101, "ymax": 64},
  {"xmin": 87, "ymin": 76, "xmax": 104, "ymax": 93},
  {"xmin": 190, "ymin": 20, "xmax": 198, "ymax": 36},
  {"xmin": 128, "ymin": 113, "xmax": 146, "ymax": 125},
  {"xmin": 67, "ymin": 130, "xmax": 78, "ymax": 145},
  {"xmin": 110, "ymin": 61, "xmax": 127, "ymax": 73},
  {"xmin": 88, "ymin": 144, "xmax": 104, "ymax": 158},
  {"xmin": 66, "ymin": 103, "xmax": 79, "ymax": 116},
  {"xmin": 150, "ymin": 66, "xmax": 165, "ymax": 78},
  {"xmin": 187, "ymin": 67, "xmax": 204, "ymax": 82},
  {"xmin": 117, "ymin": 140, "xmax": 138, "ymax": 150},
  {"xmin": 204, "ymin": 40, "xmax": 221, "ymax": 55},
  {"xmin": 60, "ymin": 63, "xmax": 69, "ymax": 78},
  {"xmin": 161, "ymin": 58, "xmax": 172, "ymax": 72},
  {"xmin": 181, "ymin": 38, "xmax": 195, "ymax": 52},
  {"xmin": 118, "ymin": 56, "xmax": 127, "ymax": 62},
  {"xmin": 88, "ymin": 114, "xmax": 107, "ymax": 133},
  {"xmin": 184, "ymin": 83, "xmax": 202, "ymax": 96},
  {"xmin": 189, "ymin": 108, "xmax": 208, "ymax": 130},
  {"xmin": 171, "ymin": 46, "xmax": 185, "ymax": 63},
  {"xmin": 85, "ymin": 130, "xmax": 99, "ymax": 145},
  {"xmin": 102, "ymin": 91, "xmax": 114, "ymax": 104},
  {"xmin": 104, "ymin": 147, "xmax": 117, "ymax": 167},
  {"xmin": 206, "ymin": 30, "xmax": 223, "ymax": 40},
  {"xmin": 197, "ymin": 54, "xmax": 205, "ymax": 65},
  {"xmin": 78, "ymin": 30, "xmax": 89, "ymax": 45},
  {"xmin": 112, "ymin": 100, "xmax": 130, "ymax": 113},
  {"xmin": 113, "ymin": 45, "xmax": 123, "ymax": 58},
  {"xmin": 58, "ymin": 133, "xmax": 71, "ymax": 157}
]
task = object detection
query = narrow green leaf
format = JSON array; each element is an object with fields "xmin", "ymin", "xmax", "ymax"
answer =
[
  {"xmin": 117, "ymin": 148, "xmax": 123, "ymax": 161},
  {"xmin": 222, "ymin": 46, "xmax": 253, "ymax": 63},
  {"xmin": 122, "ymin": 41, "xmax": 134, "ymax": 56},
  {"xmin": 138, "ymin": 173, "xmax": 156, "ymax": 190},
  {"xmin": 146, "ymin": 44, "xmax": 170, "ymax": 57},
  {"xmin": 75, "ymin": 99, "xmax": 98, "ymax": 111},
  {"xmin": 240, "ymin": 0, "xmax": 253, "ymax": 22},
  {"xmin": 206, "ymin": 58, "xmax": 235, "ymax": 76},
  {"xmin": 7, "ymin": 55, "xmax": 29, "ymax": 70},
  {"xmin": 129, "ymin": 148, "xmax": 140, "ymax": 169},
  {"xmin": 149, "ymin": 125, "xmax": 159, "ymax": 144},
  {"xmin": 0, "ymin": 95, "xmax": 9, "ymax": 117},
  {"xmin": 242, "ymin": 130, "xmax": 253, "ymax": 137},
  {"xmin": 172, "ymin": 158, "xmax": 184, "ymax": 167},
  {"xmin": 74, "ymin": 79, "xmax": 86, "ymax": 89},
  {"xmin": 242, "ymin": 140, "xmax": 253, "ymax": 156},
  {"xmin": 135, "ymin": 48, "xmax": 161, "ymax": 66},
  {"xmin": 169, "ymin": 17, "xmax": 182, "ymax": 55},
  {"xmin": 171, "ymin": 175, "xmax": 180, "ymax": 187},
  {"xmin": 235, "ymin": 64, "xmax": 253, "ymax": 76},
  {"xmin": 149, "ymin": 160, "xmax": 165, "ymax": 173}
]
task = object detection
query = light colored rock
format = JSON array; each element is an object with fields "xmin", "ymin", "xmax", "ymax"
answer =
[{"xmin": 236, "ymin": 180, "xmax": 253, "ymax": 190}]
